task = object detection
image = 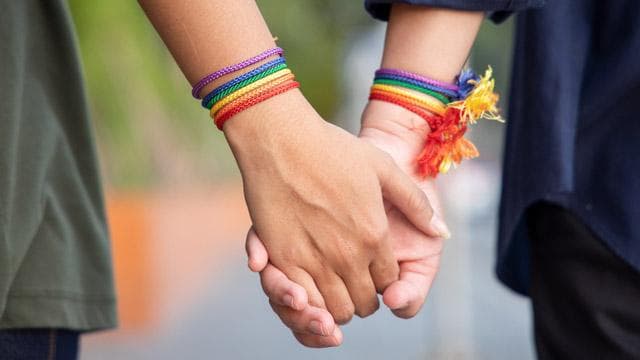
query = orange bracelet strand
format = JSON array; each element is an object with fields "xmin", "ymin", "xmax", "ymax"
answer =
[
  {"xmin": 213, "ymin": 73, "xmax": 295, "ymax": 122},
  {"xmin": 214, "ymin": 80, "xmax": 300, "ymax": 130}
]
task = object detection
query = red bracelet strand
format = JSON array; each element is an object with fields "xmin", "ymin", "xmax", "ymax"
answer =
[{"xmin": 214, "ymin": 80, "xmax": 300, "ymax": 130}]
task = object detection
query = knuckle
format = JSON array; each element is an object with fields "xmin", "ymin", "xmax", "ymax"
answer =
[
  {"xmin": 355, "ymin": 299, "xmax": 380, "ymax": 318},
  {"xmin": 335, "ymin": 256, "xmax": 360, "ymax": 277},
  {"xmin": 361, "ymin": 223, "xmax": 389, "ymax": 249},
  {"xmin": 373, "ymin": 263, "xmax": 400, "ymax": 292},
  {"xmin": 407, "ymin": 189, "xmax": 432, "ymax": 216},
  {"xmin": 332, "ymin": 303, "xmax": 355, "ymax": 325},
  {"xmin": 375, "ymin": 277, "xmax": 395, "ymax": 293}
]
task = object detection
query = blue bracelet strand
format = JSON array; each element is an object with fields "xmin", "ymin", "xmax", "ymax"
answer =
[{"xmin": 201, "ymin": 57, "xmax": 287, "ymax": 108}]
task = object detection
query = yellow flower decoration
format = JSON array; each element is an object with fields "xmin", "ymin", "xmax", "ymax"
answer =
[{"xmin": 450, "ymin": 66, "xmax": 503, "ymax": 125}]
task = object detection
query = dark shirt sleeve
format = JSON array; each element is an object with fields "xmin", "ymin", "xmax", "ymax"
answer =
[{"xmin": 365, "ymin": 0, "xmax": 545, "ymax": 22}]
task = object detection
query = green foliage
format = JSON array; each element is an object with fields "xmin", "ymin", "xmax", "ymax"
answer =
[
  {"xmin": 68, "ymin": 0, "xmax": 212, "ymax": 188},
  {"xmin": 259, "ymin": 0, "xmax": 374, "ymax": 116}
]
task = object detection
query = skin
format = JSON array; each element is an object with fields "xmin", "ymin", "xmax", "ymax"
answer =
[
  {"xmin": 246, "ymin": 101, "xmax": 446, "ymax": 347},
  {"xmin": 138, "ymin": 0, "xmax": 447, "ymax": 325},
  {"xmin": 249, "ymin": 5, "xmax": 484, "ymax": 347}
]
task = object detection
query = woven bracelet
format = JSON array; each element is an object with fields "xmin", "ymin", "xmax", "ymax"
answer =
[{"xmin": 192, "ymin": 47, "xmax": 283, "ymax": 98}]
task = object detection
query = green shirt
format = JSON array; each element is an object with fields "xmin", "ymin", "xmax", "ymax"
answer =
[{"xmin": 0, "ymin": 0, "xmax": 116, "ymax": 330}]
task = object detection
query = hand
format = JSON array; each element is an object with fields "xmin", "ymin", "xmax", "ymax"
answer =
[
  {"xmin": 246, "ymin": 227, "xmax": 344, "ymax": 348},
  {"xmin": 227, "ymin": 90, "xmax": 443, "ymax": 324},
  {"xmin": 360, "ymin": 100, "xmax": 447, "ymax": 318},
  {"xmin": 246, "ymin": 100, "xmax": 449, "ymax": 347}
]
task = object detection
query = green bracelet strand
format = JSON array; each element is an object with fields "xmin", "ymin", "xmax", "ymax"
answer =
[
  {"xmin": 206, "ymin": 63, "xmax": 289, "ymax": 109},
  {"xmin": 373, "ymin": 78, "xmax": 451, "ymax": 105}
]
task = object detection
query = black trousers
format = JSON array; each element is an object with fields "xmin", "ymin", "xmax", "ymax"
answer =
[
  {"xmin": 528, "ymin": 203, "xmax": 640, "ymax": 359},
  {"xmin": 0, "ymin": 329, "xmax": 79, "ymax": 360}
]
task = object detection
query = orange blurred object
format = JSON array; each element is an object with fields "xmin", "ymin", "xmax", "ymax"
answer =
[
  {"xmin": 107, "ymin": 193, "xmax": 157, "ymax": 331},
  {"xmin": 105, "ymin": 184, "xmax": 250, "ymax": 334}
]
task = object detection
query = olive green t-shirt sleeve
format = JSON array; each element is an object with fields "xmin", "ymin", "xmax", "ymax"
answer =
[{"xmin": 0, "ymin": 0, "xmax": 116, "ymax": 330}]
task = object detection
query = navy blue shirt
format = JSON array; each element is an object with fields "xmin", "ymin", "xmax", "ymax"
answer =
[{"xmin": 366, "ymin": 0, "xmax": 640, "ymax": 295}]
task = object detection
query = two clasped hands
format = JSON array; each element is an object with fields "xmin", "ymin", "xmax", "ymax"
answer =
[
  {"xmin": 218, "ymin": 5, "xmax": 483, "ymax": 349},
  {"xmin": 139, "ymin": 0, "xmax": 484, "ymax": 348},
  {"xmin": 230, "ymin": 92, "xmax": 450, "ymax": 347}
]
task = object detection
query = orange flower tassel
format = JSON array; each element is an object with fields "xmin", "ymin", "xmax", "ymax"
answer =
[{"xmin": 416, "ymin": 108, "xmax": 480, "ymax": 177}]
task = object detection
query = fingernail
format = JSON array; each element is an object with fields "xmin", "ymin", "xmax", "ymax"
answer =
[
  {"xmin": 282, "ymin": 294, "xmax": 294, "ymax": 309},
  {"xmin": 431, "ymin": 216, "xmax": 451, "ymax": 239},
  {"xmin": 309, "ymin": 320, "xmax": 326, "ymax": 336}
]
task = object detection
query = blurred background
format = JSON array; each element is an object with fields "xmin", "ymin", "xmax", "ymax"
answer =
[{"xmin": 68, "ymin": 1, "xmax": 534, "ymax": 359}]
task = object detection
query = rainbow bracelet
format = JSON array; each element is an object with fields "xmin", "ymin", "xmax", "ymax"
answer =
[
  {"xmin": 201, "ymin": 57, "xmax": 287, "ymax": 108},
  {"xmin": 214, "ymin": 77, "xmax": 299, "ymax": 130},
  {"xmin": 210, "ymin": 69, "xmax": 293, "ymax": 116},
  {"xmin": 191, "ymin": 47, "xmax": 284, "ymax": 99},
  {"xmin": 374, "ymin": 71, "xmax": 459, "ymax": 99},
  {"xmin": 195, "ymin": 48, "xmax": 299, "ymax": 130},
  {"xmin": 376, "ymin": 68, "xmax": 459, "ymax": 91},
  {"xmin": 205, "ymin": 62, "xmax": 289, "ymax": 109},
  {"xmin": 372, "ymin": 78, "xmax": 451, "ymax": 104},
  {"xmin": 370, "ymin": 67, "xmax": 502, "ymax": 177},
  {"xmin": 370, "ymin": 83, "xmax": 447, "ymax": 115}
]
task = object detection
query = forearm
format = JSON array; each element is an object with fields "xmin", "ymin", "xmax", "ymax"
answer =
[
  {"xmin": 138, "ymin": 0, "xmax": 315, "ymax": 150},
  {"xmin": 363, "ymin": 5, "xmax": 484, "ymax": 141},
  {"xmin": 382, "ymin": 4, "xmax": 484, "ymax": 83},
  {"xmin": 138, "ymin": 0, "xmax": 277, "ymax": 94}
]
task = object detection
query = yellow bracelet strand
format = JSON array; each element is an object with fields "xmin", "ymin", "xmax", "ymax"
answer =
[
  {"xmin": 210, "ymin": 68, "xmax": 292, "ymax": 115},
  {"xmin": 370, "ymin": 83, "xmax": 447, "ymax": 116}
]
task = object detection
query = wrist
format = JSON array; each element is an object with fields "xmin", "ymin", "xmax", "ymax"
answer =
[
  {"xmin": 223, "ymin": 89, "xmax": 323, "ymax": 167},
  {"xmin": 361, "ymin": 100, "xmax": 430, "ymax": 150},
  {"xmin": 223, "ymin": 88, "xmax": 315, "ymax": 137}
]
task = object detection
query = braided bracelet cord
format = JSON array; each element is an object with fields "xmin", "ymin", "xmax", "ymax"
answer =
[
  {"xmin": 376, "ymin": 68, "xmax": 458, "ymax": 91},
  {"xmin": 370, "ymin": 88, "xmax": 446, "ymax": 116},
  {"xmin": 210, "ymin": 69, "xmax": 292, "ymax": 115},
  {"xmin": 214, "ymin": 80, "xmax": 300, "ymax": 130},
  {"xmin": 372, "ymin": 78, "xmax": 451, "ymax": 104},
  {"xmin": 375, "ymin": 73, "xmax": 459, "ymax": 99},
  {"xmin": 369, "ymin": 92, "xmax": 441, "ymax": 131},
  {"xmin": 370, "ymin": 89, "xmax": 446, "ymax": 117},
  {"xmin": 201, "ymin": 57, "xmax": 286, "ymax": 108},
  {"xmin": 211, "ymin": 73, "xmax": 295, "ymax": 119},
  {"xmin": 192, "ymin": 47, "xmax": 284, "ymax": 98},
  {"xmin": 213, "ymin": 73, "xmax": 295, "ymax": 119},
  {"xmin": 370, "ymin": 84, "xmax": 447, "ymax": 115},
  {"xmin": 205, "ymin": 63, "xmax": 288, "ymax": 109}
]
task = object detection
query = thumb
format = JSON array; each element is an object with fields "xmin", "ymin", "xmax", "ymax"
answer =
[
  {"xmin": 245, "ymin": 226, "xmax": 269, "ymax": 272},
  {"xmin": 382, "ymin": 259, "xmax": 439, "ymax": 319},
  {"xmin": 377, "ymin": 157, "xmax": 450, "ymax": 239}
]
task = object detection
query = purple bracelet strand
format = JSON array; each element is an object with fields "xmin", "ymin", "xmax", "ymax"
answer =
[
  {"xmin": 374, "ymin": 73, "xmax": 459, "ymax": 99},
  {"xmin": 191, "ymin": 47, "xmax": 284, "ymax": 99},
  {"xmin": 376, "ymin": 68, "xmax": 459, "ymax": 91}
]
